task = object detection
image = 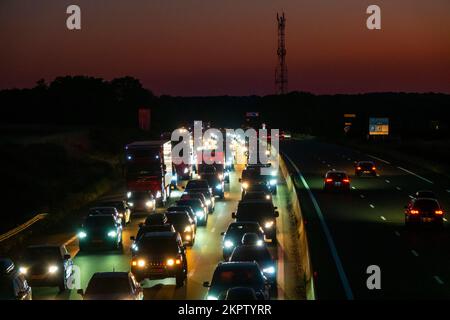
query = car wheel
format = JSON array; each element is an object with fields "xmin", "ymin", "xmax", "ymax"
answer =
[{"xmin": 176, "ymin": 273, "xmax": 185, "ymax": 288}]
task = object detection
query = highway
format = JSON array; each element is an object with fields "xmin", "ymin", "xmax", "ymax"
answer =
[
  {"xmin": 282, "ymin": 139, "xmax": 450, "ymax": 299},
  {"xmin": 28, "ymin": 166, "xmax": 304, "ymax": 300}
]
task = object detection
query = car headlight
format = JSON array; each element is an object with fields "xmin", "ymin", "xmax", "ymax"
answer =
[
  {"xmin": 271, "ymin": 170, "xmax": 277, "ymax": 176},
  {"xmin": 156, "ymin": 191, "xmax": 162, "ymax": 198},
  {"xmin": 216, "ymin": 184, "xmax": 222, "ymax": 190},
  {"xmin": 166, "ymin": 258, "xmax": 175, "ymax": 266},
  {"xmin": 264, "ymin": 221, "xmax": 274, "ymax": 229},
  {"xmin": 137, "ymin": 259, "xmax": 146, "ymax": 267},
  {"xmin": 242, "ymin": 182, "xmax": 249, "ymax": 189},
  {"xmin": 127, "ymin": 191, "xmax": 132, "ymax": 198},
  {"xmin": 265, "ymin": 195, "xmax": 271, "ymax": 200},
  {"xmin": 205, "ymin": 199, "xmax": 211, "ymax": 206},
  {"xmin": 78, "ymin": 231, "xmax": 87, "ymax": 239},
  {"xmin": 145, "ymin": 200, "xmax": 153, "ymax": 208},
  {"xmin": 269, "ymin": 179, "xmax": 277, "ymax": 186},
  {"xmin": 196, "ymin": 211, "xmax": 205, "ymax": 218},
  {"xmin": 263, "ymin": 266, "xmax": 275, "ymax": 274},
  {"xmin": 265, "ymin": 150, "xmax": 270, "ymax": 156},
  {"xmin": 131, "ymin": 243, "xmax": 138, "ymax": 251},
  {"xmin": 184, "ymin": 167, "xmax": 189, "ymax": 174},
  {"xmin": 184, "ymin": 226, "xmax": 192, "ymax": 232},
  {"xmin": 108, "ymin": 230, "xmax": 117, "ymax": 237},
  {"xmin": 207, "ymin": 295, "xmax": 218, "ymax": 300},
  {"xmin": 171, "ymin": 175, "xmax": 177, "ymax": 182},
  {"xmin": 127, "ymin": 202, "xmax": 134, "ymax": 207},
  {"xmin": 48, "ymin": 265, "xmax": 58, "ymax": 274},
  {"xmin": 224, "ymin": 240, "xmax": 234, "ymax": 248},
  {"xmin": 119, "ymin": 213, "xmax": 124, "ymax": 218},
  {"xmin": 218, "ymin": 174, "xmax": 224, "ymax": 180},
  {"xmin": 19, "ymin": 267, "xmax": 28, "ymax": 275},
  {"xmin": 257, "ymin": 240, "xmax": 263, "ymax": 246}
]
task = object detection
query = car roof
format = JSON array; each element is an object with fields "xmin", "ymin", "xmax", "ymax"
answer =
[
  {"xmin": 238, "ymin": 199, "xmax": 273, "ymax": 206},
  {"xmin": 217, "ymin": 261, "xmax": 260, "ymax": 269}
]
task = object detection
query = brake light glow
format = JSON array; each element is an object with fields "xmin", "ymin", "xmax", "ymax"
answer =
[
  {"xmin": 435, "ymin": 210, "xmax": 443, "ymax": 215},
  {"xmin": 357, "ymin": 167, "xmax": 361, "ymax": 170},
  {"xmin": 372, "ymin": 167, "xmax": 376, "ymax": 170},
  {"xmin": 325, "ymin": 178, "xmax": 333, "ymax": 183},
  {"xmin": 343, "ymin": 179, "xmax": 350, "ymax": 183},
  {"xmin": 410, "ymin": 210, "xmax": 419, "ymax": 215}
]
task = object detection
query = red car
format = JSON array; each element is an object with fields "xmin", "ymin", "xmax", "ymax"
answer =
[
  {"xmin": 405, "ymin": 198, "xmax": 445, "ymax": 227},
  {"xmin": 323, "ymin": 171, "xmax": 351, "ymax": 191}
]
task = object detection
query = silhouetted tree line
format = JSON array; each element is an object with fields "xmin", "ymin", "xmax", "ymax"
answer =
[{"xmin": 1, "ymin": 76, "xmax": 449, "ymax": 139}]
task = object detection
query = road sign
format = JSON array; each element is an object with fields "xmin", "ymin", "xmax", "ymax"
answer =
[{"xmin": 369, "ymin": 118, "xmax": 389, "ymax": 135}]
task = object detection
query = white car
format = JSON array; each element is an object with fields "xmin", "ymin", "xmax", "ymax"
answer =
[{"xmin": 78, "ymin": 272, "xmax": 143, "ymax": 300}]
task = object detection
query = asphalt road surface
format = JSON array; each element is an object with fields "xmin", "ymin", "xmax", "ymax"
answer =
[
  {"xmin": 29, "ymin": 167, "xmax": 303, "ymax": 300},
  {"xmin": 282, "ymin": 139, "xmax": 450, "ymax": 299}
]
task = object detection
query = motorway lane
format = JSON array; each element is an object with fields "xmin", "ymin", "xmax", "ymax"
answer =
[
  {"xmin": 282, "ymin": 139, "xmax": 450, "ymax": 299},
  {"xmin": 30, "ymin": 167, "xmax": 302, "ymax": 300}
]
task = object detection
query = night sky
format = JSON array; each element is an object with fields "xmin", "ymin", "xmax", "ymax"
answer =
[{"xmin": 1, "ymin": 0, "xmax": 449, "ymax": 96}]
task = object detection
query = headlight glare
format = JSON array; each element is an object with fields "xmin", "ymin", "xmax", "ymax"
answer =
[{"xmin": 48, "ymin": 265, "xmax": 58, "ymax": 273}]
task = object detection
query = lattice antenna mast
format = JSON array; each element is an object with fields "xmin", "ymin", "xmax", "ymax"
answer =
[{"xmin": 275, "ymin": 12, "xmax": 287, "ymax": 94}]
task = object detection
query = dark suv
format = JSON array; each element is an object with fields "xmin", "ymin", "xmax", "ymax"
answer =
[{"xmin": 78, "ymin": 214, "xmax": 123, "ymax": 251}]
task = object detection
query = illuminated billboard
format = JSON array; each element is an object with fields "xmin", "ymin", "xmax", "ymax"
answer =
[{"xmin": 369, "ymin": 118, "xmax": 389, "ymax": 135}]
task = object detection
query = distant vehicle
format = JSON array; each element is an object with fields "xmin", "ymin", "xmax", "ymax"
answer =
[
  {"xmin": 144, "ymin": 213, "xmax": 168, "ymax": 226},
  {"xmin": 203, "ymin": 262, "xmax": 270, "ymax": 300},
  {"xmin": 197, "ymin": 164, "xmax": 225, "ymax": 199},
  {"xmin": 126, "ymin": 191, "xmax": 156, "ymax": 214},
  {"xmin": 18, "ymin": 245, "xmax": 73, "ymax": 292},
  {"xmin": 88, "ymin": 207, "xmax": 122, "ymax": 224},
  {"xmin": 167, "ymin": 205, "xmax": 197, "ymax": 226},
  {"xmin": 221, "ymin": 222, "xmax": 265, "ymax": 260},
  {"xmin": 131, "ymin": 232, "xmax": 188, "ymax": 287},
  {"xmin": 176, "ymin": 199, "xmax": 208, "ymax": 226},
  {"xmin": 355, "ymin": 161, "xmax": 377, "ymax": 177},
  {"xmin": 232, "ymin": 200, "xmax": 279, "ymax": 241},
  {"xmin": 0, "ymin": 258, "xmax": 32, "ymax": 300},
  {"xmin": 97, "ymin": 200, "xmax": 131, "ymax": 225},
  {"xmin": 124, "ymin": 140, "xmax": 173, "ymax": 207},
  {"xmin": 185, "ymin": 180, "xmax": 215, "ymax": 213},
  {"xmin": 242, "ymin": 184, "xmax": 272, "ymax": 199},
  {"xmin": 229, "ymin": 245, "xmax": 276, "ymax": 285},
  {"xmin": 180, "ymin": 192, "xmax": 208, "ymax": 210},
  {"xmin": 77, "ymin": 272, "xmax": 143, "ymax": 300},
  {"xmin": 404, "ymin": 198, "xmax": 445, "ymax": 227},
  {"xmin": 323, "ymin": 171, "xmax": 351, "ymax": 191},
  {"xmin": 240, "ymin": 166, "xmax": 277, "ymax": 196},
  {"xmin": 166, "ymin": 211, "xmax": 196, "ymax": 246},
  {"xmin": 414, "ymin": 190, "xmax": 437, "ymax": 199},
  {"xmin": 242, "ymin": 191, "xmax": 272, "ymax": 202},
  {"xmin": 171, "ymin": 130, "xmax": 195, "ymax": 180},
  {"xmin": 280, "ymin": 131, "xmax": 292, "ymax": 140},
  {"xmin": 224, "ymin": 287, "xmax": 259, "ymax": 300},
  {"xmin": 78, "ymin": 214, "xmax": 123, "ymax": 251},
  {"xmin": 133, "ymin": 224, "xmax": 175, "ymax": 242}
]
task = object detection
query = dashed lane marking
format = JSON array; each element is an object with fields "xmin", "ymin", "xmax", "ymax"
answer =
[
  {"xmin": 380, "ymin": 215, "xmax": 386, "ymax": 220},
  {"xmin": 370, "ymin": 204, "xmax": 375, "ymax": 209},
  {"xmin": 396, "ymin": 186, "xmax": 402, "ymax": 191},
  {"xmin": 367, "ymin": 155, "xmax": 391, "ymax": 165},
  {"xmin": 411, "ymin": 250, "xmax": 419, "ymax": 257},
  {"xmin": 394, "ymin": 231, "xmax": 400, "ymax": 237},
  {"xmin": 434, "ymin": 276, "xmax": 444, "ymax": 285},
  {"xmin": 397, "ymin": 166, "xmax": 433, "ymax": 184}
]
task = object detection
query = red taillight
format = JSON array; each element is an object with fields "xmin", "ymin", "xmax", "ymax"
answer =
[
  {"xmin": 410, "ymin": 210, "xmax": 419, "ymax": 215},
  {"xmin": 372, "ymin": 167, "xmax": 376, "ymax": 170},
  {"xmin": 356, "ymin": 166, "xmax": 361, "ymax": 170},
  {"xmin": 325, "ymin": 178, "xmax": 333, "ymax": 183},
  {"xmin": 435, "ymin": 210, "xmax": 443, "ymax": 215},
  {"xmin": 343, "ymin": 178, "xmax": 350, "ymax": 183}
]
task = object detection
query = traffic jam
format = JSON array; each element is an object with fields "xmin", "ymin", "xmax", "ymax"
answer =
[{"xmin": 0, "ymin": 126, "xmax": 283, "ymax": 300}]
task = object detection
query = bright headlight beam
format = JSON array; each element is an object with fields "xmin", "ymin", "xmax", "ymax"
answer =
[
  {"xmin": 48, "ymin": 265, "xmax": 58, "ymax": 273},
  {"xmin": 224, "ymin": 240, "xmax": 234, "ymax": 248}
]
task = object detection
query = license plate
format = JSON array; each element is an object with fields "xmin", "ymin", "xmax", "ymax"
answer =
[
  {"xmin": 335, "ymin": 182, "xmax": 342, "ymax": 186},
  {"xmin": 31, "ymin": 274, "xmax": 46, "ymax": 280}
]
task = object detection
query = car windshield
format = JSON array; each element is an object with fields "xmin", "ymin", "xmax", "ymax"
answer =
[
  {"xmin": 130, "ymin": 192, "xmax": 151, "ymax": 200},
  {"xmin": 25, "ymin": 247, "xmax": 60, "ymax": 261},
  {"xmin": 166, "ymin": 213, "xmax": 190, "ymax": 225},
  {"xmin": 138, "ymin": 237, "xmax": 178, "ymax": 254},
  {"xmin": 0, "ymin": 277, "xmax": 14, "ymax": 299},
  {"xmin": 327, "ymin": 172, "xmax": 347, "ymax": 179},
  {"xmin": 168, "ymin": 206, "xmax": 191, "ymax": 214},
  {"xmin": 242, "ymin": 170, "xmax": 263, "ymax": 181},
  {"xmin": 86, "ymin": 276, "xmax": 130, "ymax": 295},
  {"xmin": 243, "ymin": 192, "xmax": 268, "ymax": 201},
  {"xmin": 89, "ymin": 208, "xmax": 116, "ymax": 215},
  {"xmin": 237, "ymin": 203, "xmax": 274, "ymax": 217},
  {"xmin": 186, "ymin": 181, "xmax": 209, "ymax": 189},
  {"xmin": 85, "ymin": 216, "xmax": 115, "ymax": 228},
  {"xmin": 198, "ymin": 165, "xmax": 216, "ymax": 174},
  {"xmin": 212, "ymin": 266, "xmax": 263, "ymax": 288},
  {"xmin": 99, "ymin": 202, "xmax": 125, "ymax": 210},
  {"xmin": 176, "ymin": 200, "xmax": 202, "ymax": 211},
  {"xmin": 227, "ymin": 224, "xmax": 259, "ymax": 237},
  {"xmin": 358, "ymin": 162, "xmax": 373, "ymax": 168},
  {"xmin": 414, "ymin": 199, "xmax": 439, "ymax": 210},
  {"xmin": 231, "ymin": 247, "xmax": 272, "ymax": 263},
  {"xmin": 247, "ymin": 185, "xmax": 270, "ymax": 193}
]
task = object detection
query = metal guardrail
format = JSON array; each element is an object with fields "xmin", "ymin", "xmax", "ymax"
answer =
[{"xmin": 0, "ymin": 213, "xmax": 48, "ymax": 242}]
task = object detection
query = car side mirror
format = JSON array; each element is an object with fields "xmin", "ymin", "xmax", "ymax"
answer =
[
  {"xmin": 203, "ymin": 281, "xmax": 210, "ymax": 288},
  {"xmin": 220, "ymin": 232, "xmax": 225, "ymax": 236},
  {"xmin": 64, "ymin": 254, "xmax": 71, "ymax": 260},
  {"xmin": 274, "ymin": 211, "xmax": 279, "ymax": 217},
  {"xmin": 232, "ymin": 212, "xmax": 236, "ymax": 219},
  {"xmin": 130, "ymin": 236, "xmax": 135, "ymax": 241},
  {"xmin": 77, "ymin": 289, "xmax": 84, "ymax": 296}
]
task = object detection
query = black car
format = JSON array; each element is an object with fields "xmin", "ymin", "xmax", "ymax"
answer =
[
  {"xmin": 176, "ymin": 199, "xmax": 208, "ymax": 226},
  {"xmin": 88, "ymin": 207, "xmax": 122, "ymax": 224},
  {"xmin": 167, "ymin": 205, "xmax": 197, "ymax": 226},
  {"xmin": 323, "ymin": 171, "xmax": 351, "ymax": 191},
  {"xmin": 229, "ymin": 245, "xmax": 276, "ymax": 284},
  {"xmin": 242, "ymin": 191, "xmax": 272, "ymax": 202},
  {"xmin": 78, "ymin": 272, "xmax": 143, "ymax": 300},
  {"xmin": 144, "ymin": 213, "xmax": 168, "ymax": 226},
  {"xmin": 127, "ymin": 191, "xmax": 156, "ymax": 214},
  {"xmin": 131, "ymin": 232, "xmax": 188, "ymax": 287},
  {"xmin": 198, "ymin": 165, "xmax": 225, "ymax": 199},
  {"xmin": 221, "ymin": 222, "xmax": 265, "ymax": 260},
  {"xmin": 232, "ymin": 200, "xmax": 279, "ymax": 241},
  {"xmin": 97, "ymin": 200, "xmax": 131, "ymax": 225},
  {"xmin": 185, "ymin": 180, "xmax": 215, "ymax": 213},
  {"xmin": 0, "ymin": 258, "xmax": 32, "ymax": 300},
  {"xmin": 245, "ymin": 164, "xmax": 278, "ymax": 194},
  {"xmin": 78, "ymin": 214, "xmax": 123, "ymax": 251},
  {"xmin": 404, "ymin": 198, "xmax": 445, "ymax": 227},
  {"xmin": 355, "ymin": 161, "xmax": 377, "ymax": 177},
  {"xmin": 180, "ymin": 192, "xmax": 208, "ymax": 211},
  {"xmin": 203, "ymin": 262, "xmax": 270, "ymax": 300},
  {"xmin": 166, "ymin": 211, "xmax": 196, "ymax": 246},
  {"xmin": 18, "ymin": 245, "xmax": 74, "ymax": 292}
]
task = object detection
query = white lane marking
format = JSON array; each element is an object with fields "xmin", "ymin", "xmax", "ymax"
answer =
[
  {"xmin": 396, "ymin": 186, "xmax": 402, "ymax": 191},
  {"xmin": 385, "ymin": 179, "xmax": 390, "ymax": 184},
  {"xmin": 211, "ymin": 227, "xmax": 216, "ymax": 233},
  {"xmin": 347, "ymin": 158, "xmax": 351, "ymax": 161},
  {"xmin": 397, "ymin": 166, "xmax": 433, "ymax": 184},
  {"xmin": 64, "ymin": 235, "xmax": 78, "ymax": 246},
  {"xmin": 367, "ymin": 155, "xmax": 391, "ymax": 164},
  {"xmin": 394, "ymin": 231, "xmax": 400, "ymax": 237},
  {"xmin": 284, "ymin": 154, "xmax": 354, "ymax": 300},
  {"xmin": 360, "ymin": 194, "xmax": 365, "ymax": 199},
  {"xmin": 380, "ymin": 215, "xmax": 386, "ymax": 221},
  {"xmin": 370, "ymin": 204, "xmax": 375, "ymax": 209},
  {"xmin": 446, "ymin": 190, "xmax": 450, "ymax": 193},
  {"xmin": 411, "ymin": 250, "xmax": 419, "ymax": 257},
  {"xmin": 351, "ymin": 186, "xmax": 356, "ymax": 190},
  {"xmin": 434, "ymin": 276, "xmax": 444, "ymax": 285},
  {"xmin": 409, "ymin": 195, "xmax": 415, "ymax": 199},
  {"xmin": 444, "ymin": 218, "xmax": 448, "ymax": 222},
  {"xmin": 327, "ymin": 164, "xmax": 331, "ymax": 167}
]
